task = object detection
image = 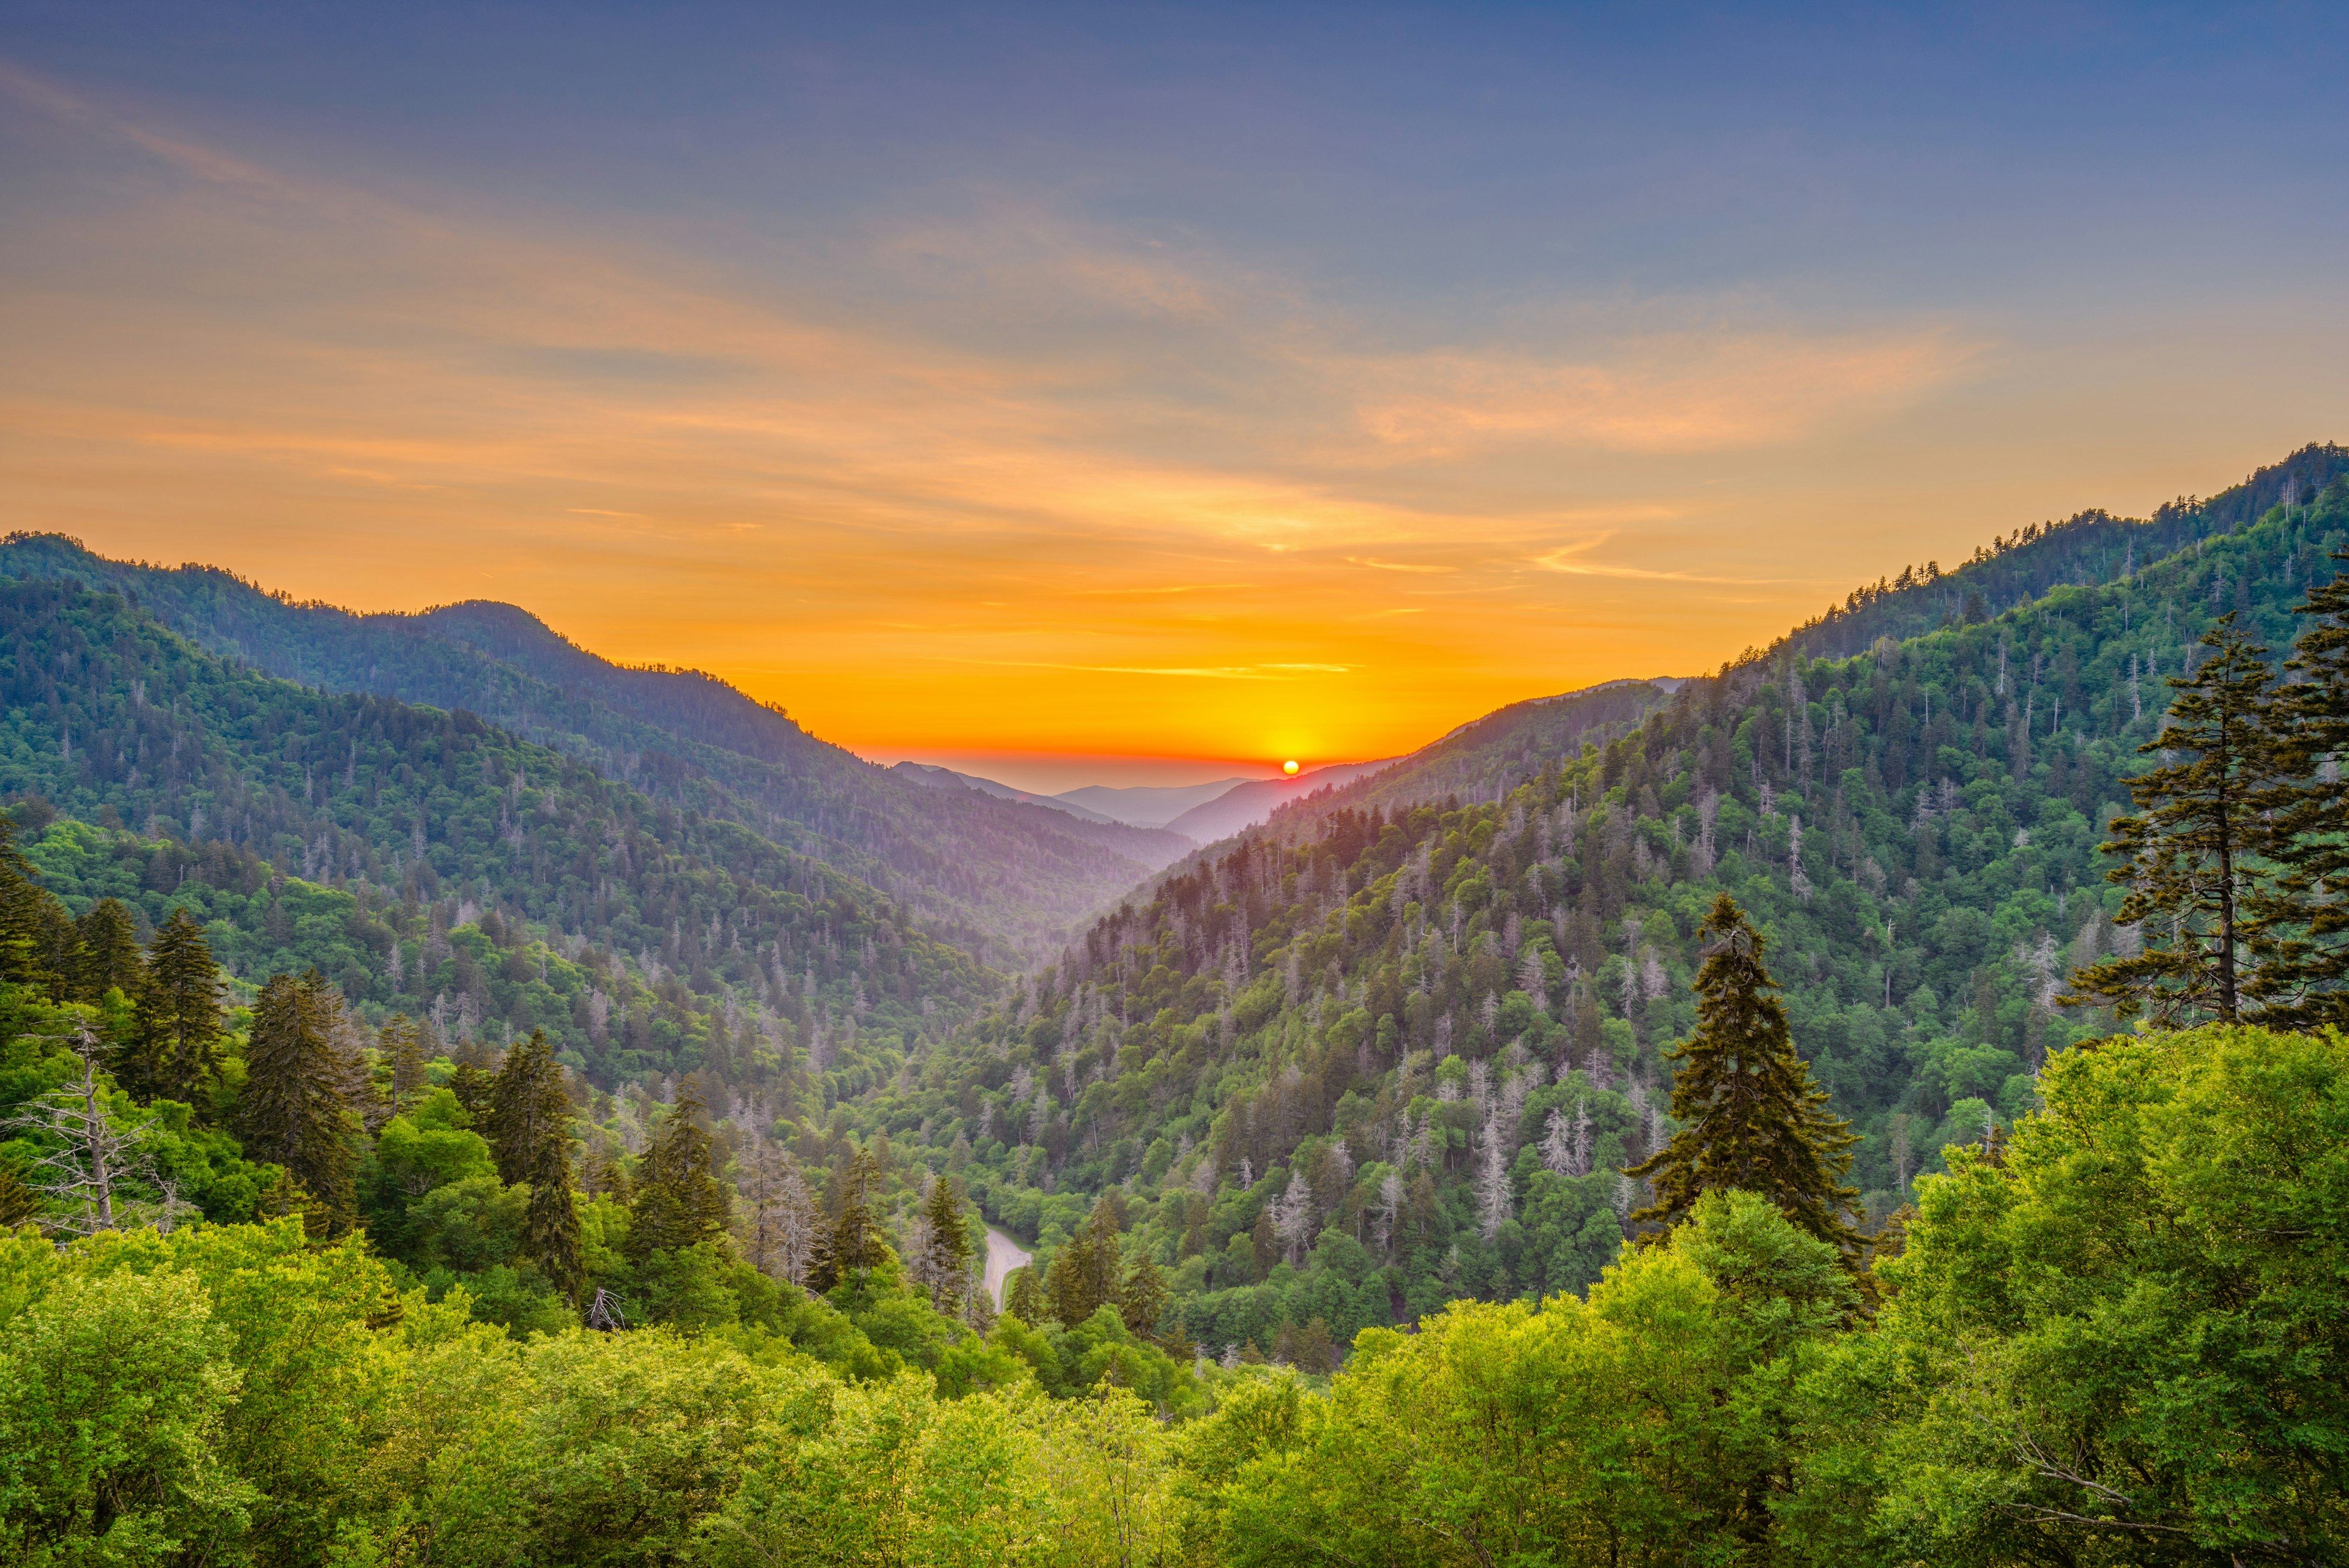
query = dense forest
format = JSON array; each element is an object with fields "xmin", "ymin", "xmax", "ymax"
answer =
[
  {"xmin": 2, "ymin": 447, "xmax": 2345, "ymax": 1563},
  {"xmin": 0, "ymin": 532, "xmax": 1193, "ymax": 964}
]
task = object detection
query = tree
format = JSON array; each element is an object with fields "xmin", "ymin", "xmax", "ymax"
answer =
[
  {"xmin": 914, "ymin": 1173, "xmax": 972, "ymax": 1311},
  {"xmin": 734, "ymin": 1133, "xmax": 818, "ymax": 1288},
  {"xmin": 2256, "ymin": 549, "xmax": 2349, "ymax": 1026},
  {"xmin": 237, "ymin": 971, "xmax": 358, "ymax": 1235},
  {"xmin": 1048, "ymin": 1195, "xmax": 1124, "ymax": 1327},
  {"xmin": 1, "ymin": 1028, "xmax": 191, "ymax": 1236},
  {"xmin": 1120, "ymin": 1249, "xmax": 1170, "ymax": 1342},
  {"xmin": 383, "ymin": 1014, "xmax": 428, "ymax": 1114},
  {"xmin": 1627, "ymin": 894, "xmax": 1860, "ymax": 1260},
  {"xmin": 627, "ymin": 1077, "xmax": 730, "ymax": 1261},
  {"xmin": 2068, "ymin": 614, "xmax": 2279, "ymax": 1024},
  {"xmin": 0, "ymin": 814, "xmax": 48, "ymax": 987},
  {"xmin": 487, "ymin": 1031, "xmax": 581, "ymax": 1300},
  {"xmin": 1814, "ymin": 1024, "xmax": 2349, "ymax": 1565},
  {"xmin": 806, "ymin": 1145, "xmax": 889, "ymax": 1293},
  {"xmin": 72, "ymin": 898, "xmax": 144, "ymax": 1002},
  {"xmin": 1001, "ymin": 1265, "xmax": 1044, "ymax": 1325},
  {"xmin": 133, "ymin": 908, "xmax": 226, "ymax": 1108}
]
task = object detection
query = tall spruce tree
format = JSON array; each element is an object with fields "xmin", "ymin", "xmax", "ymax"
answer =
[
  {"xmin": 0, "ymin": 816, "xmax": 54, "ymax": 990},
  {"xmin": 2256, "ymin": 549, "xmax": 2349, "ymax": 1026},
  {"xmin": 2068, "ymin": 614, "xmax": 2279, "ymax": 1024},
  {"xmin": 488, "ymin": 1030, "xmax": 583, "ymax": 1299},
  {"xmin": 73, "ymin": 899, "xmax": 144, "ymax": 1001},
  {"xmin": 237, "ymin": 970, "xmax": 358, "ymax": 1235},
  {"xmin": 132, "ymin": 908, "xmax": 226, "ymax": 1109},
  {"xmin": 626, "ymin": 1076, "xmax": 729, "ymax": 1260},
  {"xmin": 383, "ymin": 1014, "xmax": 429, "ymax": 1114},
  {"xmin": 918, "ymin": 1172, "xmax": 972, "ymax": 1311},
  {"xmin": 806, "ymin": 1145, "xmax": 889, "ymax": 1293},
  {"xmin": 1627, "ymin": 894, "xmax": 1861, "ymax": 1260}
]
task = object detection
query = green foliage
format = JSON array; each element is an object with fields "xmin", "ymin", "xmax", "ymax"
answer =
[
  {"xmin": 1630, "ymin": 894, "xmax": 1861, "ymax": 1257},
  {"xmin": 1802, "ymin": 1023, "xmax": 2349, "ymax": 1565}
]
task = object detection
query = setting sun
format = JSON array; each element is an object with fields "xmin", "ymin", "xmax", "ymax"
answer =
[{"xmin": 1283, "ymin": 760, "xmax": 1300, "ymax": 775}]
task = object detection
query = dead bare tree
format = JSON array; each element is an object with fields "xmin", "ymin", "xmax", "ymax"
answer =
[{"xmin": 2, "ymin": 1027, "xmax": 189, "ymax": 1236}]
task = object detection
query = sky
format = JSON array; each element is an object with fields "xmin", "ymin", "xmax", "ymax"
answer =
[{"xmin": 3, "ymin": 3, "xmax": 2347, "ymax": 793}]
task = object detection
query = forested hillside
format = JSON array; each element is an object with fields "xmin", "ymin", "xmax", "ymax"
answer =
[
  {"xmin": 0, "ymin": 533, "xmax": 1191, "ymax": 963},
  {"xmin": 2, "ymin": 451, "xmax": 2345, "ymax": 1565},
  {"xmin": 0, "ymin": 578, "xmax": 985, "ymax": 1088},
  {"xmin": 833, "ymin": 467, "xmax": 2349, "ymax": 1357}
]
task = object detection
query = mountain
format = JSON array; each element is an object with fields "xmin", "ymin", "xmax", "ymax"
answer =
[
  {"xmin": 1159, "ymin": 761, "xmax": 1399, "ymax": 842},
  {"xmin": 785, "ymin": 453, "xmax": 2349, "ymax": 1358},
  {"xmin": 0, "ymin": 535, "xmax": 1179, "ymax": 964},
  {"xmin": 1053, "ymin": 778, "xmax": 1254, "ymax": 828},
  {"xmin": 888, "ymin": 761, "xmax": 1185, "ymax": 843},
  {"xmin": 0, "ymin": 573, "xmax": 987, "ymax": 1090}
]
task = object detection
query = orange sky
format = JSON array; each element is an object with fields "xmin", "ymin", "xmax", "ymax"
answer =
[{"xmin": 5, "ymin": 43, "xmax": 2347, "ymax": 791}]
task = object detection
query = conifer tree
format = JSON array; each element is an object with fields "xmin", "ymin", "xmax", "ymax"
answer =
[
  {"xmin": 627, "ymin": 1077, "xmax": 729, "ymax": 1260},
  {"xmin": 73, "ymin": 899, "xmax": 144, "ymax": 1001},
  {"xmin": 1628, "ymin": 894, "xmax": 1860, "ymax": 1260},
  {"xmin": 132, "ymin": 908, "xmax": 225, "ymax": 1108},
  {"xmin": 384, "ymin": 1014, "xmax": 429, "ymax": 1114},
  {"xmin": 918, "ymin": 1172, "xmax": 972, "ymax": 1310},
  {"xmin": 2255, "ymin": 549, "xmax": 2349, "ymax": 1025},
  {"xmin": 1002, "ymin": 1265, "xmax": 1044, "ymax": 1325},
  {"xmin": 806, "ymin": 1145, "xmax": 889, "ymax": 1292},
  {"xmin": 488, "ymin": 1030, "xmax": 582, "ymax": 1299},
  {"xmin": 237, "ymin": 970, "xmax": 358, "ymax": 1235},
  {"xmin": 1121, "ymin": 1249, "xmax": 1170, "ymax": 1341},
  {"xmin": 2068, "ymin": 615, "xmax": 2279, "ymax": 1023},
  {"xmin": 0, "ymin": 816, "xmax": 57, "ymax": 990},
  {"xmin": 1048, "ymin": 1194, "xmax": 1124, "ymax": 1326}
]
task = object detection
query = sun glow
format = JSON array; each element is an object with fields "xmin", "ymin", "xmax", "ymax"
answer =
[{"xmin": 1283, "ymin": 760, "xmax": 1300, "ymax": 775}]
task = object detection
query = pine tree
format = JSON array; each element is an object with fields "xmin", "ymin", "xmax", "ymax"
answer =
[
  {"xmin": 1627, "ymin": 894, "xmax": 1860, "ymax": 1260},
  {"xmin": 237, "ymin": 970, "xmax": 358, "ymax": 1235},
  {"xmin": 488, "ymin": 1031, "xmax": 582, "ymax": 1299},
  {"xmin": 2255, "ymin": 550, "xmax": 2349, "ymax": 1025},
  {"xmin": 73, "ymin": 899, "xmax": 145, "ymax": 1001},
  {"xmin": 133, "ymin": 908, "xmax": 225, "ymax": 1108},
  {"xmin": 626, "ymin": 1076, "xmax": 729, "ymax": 1261},
  {"xmin": 2068, "ymin": 615, "xmax": 2279, "ymax": 1024}
]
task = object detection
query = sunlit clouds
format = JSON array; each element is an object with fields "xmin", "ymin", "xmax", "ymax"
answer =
[{"xmin": 4, "ymin": 24, "xmax": 2347, "ymax": 787}]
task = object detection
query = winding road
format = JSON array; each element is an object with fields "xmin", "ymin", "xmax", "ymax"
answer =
[{"xmin": 981, "ymin": 1225, "xmax": 1033, "ymax": 1309}]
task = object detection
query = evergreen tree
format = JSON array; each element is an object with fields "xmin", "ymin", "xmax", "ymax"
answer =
[
  {"xmin": 132, "ymin": 908, "xmax": 225, "ymax": 1108},
  {"xmin": 1120, "ymin": 1249, "xmax": 1170, "ymax": 1342},
  {"xmin": 489, "ymin": 1030, "xmax": 582, "ymax": 1299},
  {"xmin": 73, "ymin": 899, "xmax": 144, "ymax": 1002},
  {"xmin": 806, "ymin": 1145, "xmax": 889, "ymax": 1293},
  {"xmin": 2069, "ymin": 615, "xmax": 2279, "ymax": 1023},
  {"xmin": 1001, "ymin": 1265, "xmax": 1044, "ymax": 1325},
  {"xmin": 2257, "ymin": 550, "xmax": 2349, "ymax": 1025},
  {"xmin": 918, "ymin": 1172, "xmax": 972, "ymax": 1310},
  {"xmin": 626, "ymin": 1077, "xmax": 729, "ymax": 1261},
  {"xmin": 237, "ymin": 970, "xmax": 358, "ymax": 1235},
  {"xmin": 382, "ymin": 1014, "xmax": 428, "ymax": 1114},
  {"xmin": 1628, "ymin": 894, "xmax": 1860, "ymax": 1259},
  {"xmin": 0, "ymin": 814, "xmax": 45, "ymax": 987},
  {"xmin": 1048, "ymin": 1195, "xmax": 1124, "ymax": 1326}
]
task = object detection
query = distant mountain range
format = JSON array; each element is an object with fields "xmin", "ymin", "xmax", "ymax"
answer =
[{"xmin": 0, "ymin": 534, "xmax": 1186, "ymax": 964}]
